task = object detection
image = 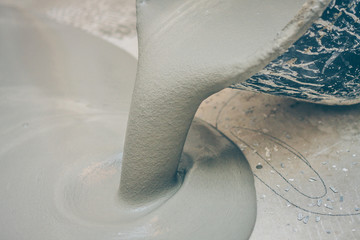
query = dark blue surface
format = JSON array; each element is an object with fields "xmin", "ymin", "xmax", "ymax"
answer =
[{"xmin": 232, "ymin": 0, "xmax": 360, "ymax": 105}]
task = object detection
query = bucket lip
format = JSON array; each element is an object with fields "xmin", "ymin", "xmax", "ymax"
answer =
[{"xmin": 229, "ymin": 0, "xmax": 332, "ymax": 84}]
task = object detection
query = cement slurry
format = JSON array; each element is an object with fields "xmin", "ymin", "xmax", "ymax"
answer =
[
  {"xmin": 0, "ymin": 1, "xmax": 330, "ymax": 239},
  {"xmin": 120, "ymin": 0, "xmax": 331, "ymax": 203},
  {"xmin": 0, "ymin": 4, "xmax": 256, "ymax": 239}
]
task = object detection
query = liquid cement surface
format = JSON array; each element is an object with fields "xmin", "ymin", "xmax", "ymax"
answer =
[
  {"xmin": 0, "ymin": 3, "xmax": 256, "ymax": 240},
  {"xmin": 0, "ymin": 4, "xmax": 132, "ymax": 239}
]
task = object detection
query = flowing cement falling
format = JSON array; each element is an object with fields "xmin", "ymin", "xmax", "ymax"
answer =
[{"xmin": 119, "ymin": 0, "xmax": 331, "ymax": 204}]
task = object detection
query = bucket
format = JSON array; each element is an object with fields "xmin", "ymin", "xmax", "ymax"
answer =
[{"xmin": 233, "ymin": 0, "xmax": 360, "ymax": 105}]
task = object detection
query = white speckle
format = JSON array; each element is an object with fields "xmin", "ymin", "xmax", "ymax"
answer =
[
  {"xmin": 324, "ymin": 204, "xmax": 333, "ymax": 210},
  {"xmin": 342, "ymin": 168, "xmax": 348, "ymax": 172},
  {"xmin": 309, "ymin": 177, "xmax": 317, "ymax": 182},
  {"xmin": 303, "ymin": 216, "xmax": 309, "ymax": 224},
  {"xmin": 289, "ymin": 178, "xmax": 294, "ymax": 182},
  {"xmin": 353, "ymin": 154, "xmax": 357, "ymax": 157},
  {"xmin": 265, "ymin": 147, "xmax": 271, "ymax": 157},
  {"xmin": 315, "ymin": 216, "xmax": 321, "ymax": 222}
]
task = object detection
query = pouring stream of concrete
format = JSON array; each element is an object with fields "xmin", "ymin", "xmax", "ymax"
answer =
[{"xmin": 120, "ymin": 0, "xmax": 330, "ymax": 204}]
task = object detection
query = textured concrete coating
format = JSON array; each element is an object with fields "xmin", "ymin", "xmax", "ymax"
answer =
[{"xmin": 233, "ymin": 0, "xmax": 360, "ymax": 105}]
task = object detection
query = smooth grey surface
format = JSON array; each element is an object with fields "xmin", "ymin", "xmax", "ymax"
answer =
[{"xmin": 197, "ymin": 88, "xmax": 360, "ymax": 240}]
